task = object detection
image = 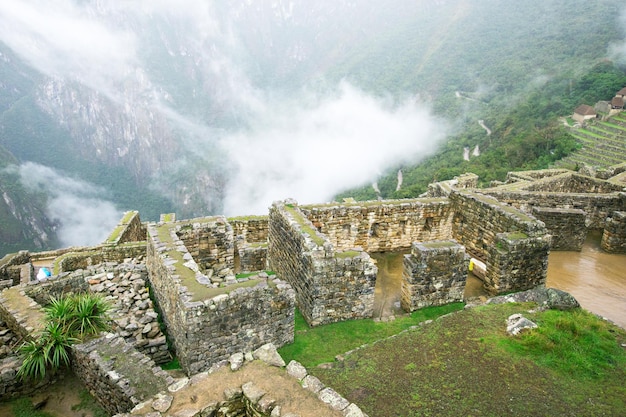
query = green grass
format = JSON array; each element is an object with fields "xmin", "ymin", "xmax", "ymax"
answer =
[
  {"xmin": 10, "ymin": 398, "xmax": 55, "ymax": 417},
  {"xmin": 160, "ymin": 357, "xmax": 181, "ymax": 371},
  {"xmin": 311, "ymin": 303, "xmax": 626, "ymax": 417},
  {"xmin": 278, "ymin": 304, "xmax": 464, "ymax": 368},
  {"xmin": 496, "ymin": 308, "xmax": 626, "ymax": 379},
  {"xmin": 335, "ymin": 250, "xmax": 361, "ymax": 258},
  {"xmin": 284, "ymin": 205, "xmax": 326, "ymax": 246}
]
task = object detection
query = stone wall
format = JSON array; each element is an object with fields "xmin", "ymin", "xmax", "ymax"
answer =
[
  {"xmin": 72, "ymin": 334, "xmax": 174, "ymax": 415},
  {"xmin": 175, "ymin": 217, "xmax": 235, "ymax": 283},
  {"xmin": 53, "ymin": 243, "xmax": 147, "ymax": 274},
  {"xmin": 482, "ymin": 190, "xmax": 623, "ymax": 230},
  {"xmin": 230, "ymin": 217, "xmax": 270, "ymax": 273},
  {"xmin": 0, "ymin": 251, "xmax": 29, "ymax": 284},
  {"xmin": 601, "ymin": 211, "xmax": 626, "ymax": 253},
  {"xmin": 531, "ymin": 207, "xmax": 587, "ymax": 251},
  {"xmin": 521, "ymin": 172, "xmax": 624, "ymax": 194},
  {"xmin": 268, "ymin": 202, "xmax": 377, "ymax": 326},
  {"xmin": 402, "ymin": 241, "xmax": 468, "ymax": 311},
  {"xmin": 147, "ymin": 221, "xmax": 295, "ymax": 375},
  {"xmin": 449, "ymin": 191, "xmax": 549, "ymax": 294},
  {"xmin": 485, "ymin": 232, "xmax": 550, "ymax": 294},
  {"xmin": 106, "ymin": 211, "xmax": 147, "ymax": 244},
  {"xmin": 300, "ymin": 198, "xmax": 453, "ymax": 252}
]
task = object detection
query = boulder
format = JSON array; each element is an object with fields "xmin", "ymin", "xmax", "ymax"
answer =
[{"xmin": 506, "ymin": 313, "xmax": 538, "ymax": 336}]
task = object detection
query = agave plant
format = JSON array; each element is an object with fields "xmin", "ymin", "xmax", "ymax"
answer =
[
  {"xmin": 71, "ymin": 293, "xmax": 112, "ymax": 337},
  {"xmin": 17, "ymin": 292, "xmax": 112, "ymax": 380},
  {"xmin": 16, "ymin": 339, "xmax": 47, "ymax": 381},
  {"xmin": 43, "ymin": 295, "xmax": 77, "ymax": 331}
]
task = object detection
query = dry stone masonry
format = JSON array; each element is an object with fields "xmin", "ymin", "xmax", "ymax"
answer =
[{"xmin": 0, "ymin": 166, "xmax": 624, "ymax": 414}]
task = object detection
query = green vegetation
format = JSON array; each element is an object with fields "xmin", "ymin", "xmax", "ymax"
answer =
[
  {"xmin": 17, "ymin": 294, "xmax": 112, "ymax": 381},
  {"xmin": 312, "ymin": 303, "xmax": 626, "ymax": 417},
  {"xmin": 160, "ymin": 357, "xmax": 181, "ymax": 371},
  {"xmin": 335, "ymin": 250, "xmax": 361, "ymax": 259},
  {"xmin": 8, "ymin": 398, "xmax": 55, "ymax": 417},
  {"xmin": 284, "ymin": 205, "xmax": 326, "ymax": 246},
  {"xmin": 278, "ymin": 304, "xmax": 464, "ymax": 368},
  {"xmin": 497, "ymin": 308, "xmax": 626, "ymax": 379},
  {"xmin": 71, "ymin": 389, "xmax": 108, "ymax": 417}
]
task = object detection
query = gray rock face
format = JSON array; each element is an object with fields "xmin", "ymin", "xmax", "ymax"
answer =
[
  {"xmin": 286, "ymin": 360, "xmax": 307, "ymax": 380},
  {"xmin": 506, "ymin": 314, "xmax": 538, "ymax": 336},
  {"xmin": 545, "ymin": 288, "xmax": 580, "ymax": 310},
  {"xmin": 488, "ymin": 287, "xmax": 580, "ymax": 311}
]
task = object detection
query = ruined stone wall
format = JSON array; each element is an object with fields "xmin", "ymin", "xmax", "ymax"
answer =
[
  {"xmin": 522, "ymin": 173, "xmax": 624, "ymax": 193},
  {"xmin": 532, "ymin": 207, "xmax": 587, "ymax": 251},
  {"xmin": 0, "ymin": 251, "xmax": 29, "ymax": 284},
  {"xmin": 54, "ymin": 243, "xmax": 146, "ymax": 274},
  {"xmin": 106, "ymin": 211, "xmax": 146, "ymax": 244},
  {"xmin": 485, "ymin": 233, "xmax": 550, "ymax": 294},
  {"xmin": 602, "ymin": 211, "xmax": 626, "ymax": 253},
  {"xmin": 268, "ymin": 202, "xmax": 377, "ymax": 326},
  {"xmin": 402, "ymin": 241, "xmax": 468, "ymax": 311},
  {"xmin": 72, "ymin": 334, "xmax": 173, "ymax": 415},
  {"xmin": 230, "ymin": 217, "xmax": 269, "ymax": 273},
  {"xmin": 300, "ymin": 199, "xmax": 453, "ymax": 252},
  {"xmin": 483, "ymin": 191, "xmax": 623, "ymax": 229},
  {"xmin": 147, "ymin": 222, "xmax": 295, "ymax": 375},
  {"xmin": 175, "ymin": 217, "xmax": 235, "ymax": 282},
  {"xmin": 449, "ymin": 191, "xmax": 549, "ymax": 294},
  {"xmin": 449, "ymin": 191, "xmax": 547, "ymax": 263}
]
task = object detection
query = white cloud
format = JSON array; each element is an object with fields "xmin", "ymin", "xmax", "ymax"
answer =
[
  {"xmin": 221, "ymin": 82, "xmax": 447, "ymax": 215},
  {"xmin": 15, "ymin": 162, "xmax": 122, "ymax": 247}
]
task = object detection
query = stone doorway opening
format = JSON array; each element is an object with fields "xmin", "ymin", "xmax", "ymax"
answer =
[{"xmin": 370, "ymin": 251, "xmax": 407, "ymax": 320}]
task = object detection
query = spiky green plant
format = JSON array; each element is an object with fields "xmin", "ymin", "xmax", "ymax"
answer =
[
  {"xmin": 18, "ymin": 293, "xmax": 112, "ymax": 381},
  {"xmin": 71, "ymin": 293, "xmax": 111, "ymax": 337},
  {"xmin": 16, "ymin": 340, "xmax": 47, "ymax": 381}
]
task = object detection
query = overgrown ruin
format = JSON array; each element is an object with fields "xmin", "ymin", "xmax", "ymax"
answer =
[{"xmin": 0, "ymin": 166, "xmax": 624, "ymax": 416}]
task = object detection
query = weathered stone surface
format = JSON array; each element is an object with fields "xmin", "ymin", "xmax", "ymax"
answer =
[
  {"xmin": 229, "ymin": 352, "xmax": 244, "ymax": 371},
  {"xmin": 286, "ymin": 360, "xmax": 307, "ymax": 380},
  {"xmin": 253, "ymin": 343, "xmax": 285, "ymax": 367},
  {"xmin": 506, "ymin": 314, "xmax": 538, "ymax": 336},
  {"xmin": 546, "ymin": 288, "xmax": 580, "ymax": 311},
  {"xmin": 319, "ymin": 387, "xmax": 350, "ymax": 411},
  {"xmin": 302, "ymin": 375, "xmax": 325, "ymax": 394},
  {"xmin": 242, "ymin": 381, "xmax": 266, "ymax": 403},
  {"xmin": 151, "ymin": 393, "xmax": 173, "ymax": 412},
  {"xmin": 343, "ymin": 403, "xmax": 368, "ymax": 417}
]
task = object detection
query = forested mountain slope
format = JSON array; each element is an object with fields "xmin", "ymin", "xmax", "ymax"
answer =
[{"xmin": 0, "ymin": 0, "xmax": 624, "ymax": 255}]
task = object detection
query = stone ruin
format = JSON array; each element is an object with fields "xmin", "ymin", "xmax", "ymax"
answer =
[{"xmin": 0, "ymin": 165, "xmax": 624, "ymax": 415}]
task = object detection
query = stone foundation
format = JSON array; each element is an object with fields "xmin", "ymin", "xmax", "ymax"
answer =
[
  {"xmin": 401, "ymin": 240, "xmax": 468, "ymax": 311},
  {"xmin": 72, "ymin": 334, "xmax": 174, "ymax": 416}
]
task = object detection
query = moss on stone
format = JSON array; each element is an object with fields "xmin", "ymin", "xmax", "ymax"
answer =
[
  {"xmin": 335, "ymin": 251, "xmax": 361, "ymax": 259},
  {"xmin": 284, "ymin": 205, "xmax": 326, "ymax": 246}
]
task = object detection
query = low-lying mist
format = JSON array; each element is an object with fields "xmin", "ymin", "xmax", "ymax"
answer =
[
  {"xmin": 220, "ymin": 83, "xmax": 446, "ymax": 215},
  {"xmin": 13, "ymin": 162, "xmax": 121, "ymax": 247}
]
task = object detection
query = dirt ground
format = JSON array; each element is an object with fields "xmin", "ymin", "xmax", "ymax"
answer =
[
  {"xmin": 134, "ymin": 360, "xmax": 345, "ymax": 417},
  {"xmin": 0, "ymin": 371, "xmax": 101, "ymax": 417}
]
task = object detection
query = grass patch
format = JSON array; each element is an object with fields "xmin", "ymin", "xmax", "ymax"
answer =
[
  {"xmin": 71, "ymin": 389, "xmax": 108, "ymax": 417},
  {"xmin": 278, "ymin": 303, "xmax": 464, "ymax": 368},
  {"xmin": 311, "ymin": 303, "xmax": 626, "ymax": 417},
  {"xmin": 335, "ymin": 250, "xmax": 361, "ymax": 259},
  {"xmin": 283, "ymin": 205, "xmax": 326, "ymax": 246},
  {"xmin": 10, "ymin": 398, "xmax": 55, "ymax": 417},
  {"xmin": 496, "ymin": 308, "xmax": 626, "ymax": 379},
  {"xmin": 161, "ymin": 357, "xmax": 181, "ymax": 371}
]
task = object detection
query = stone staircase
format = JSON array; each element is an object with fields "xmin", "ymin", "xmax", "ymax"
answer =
[{"xmin": 555, "ymin": 113, "xmax": 626, "ymax": 169}]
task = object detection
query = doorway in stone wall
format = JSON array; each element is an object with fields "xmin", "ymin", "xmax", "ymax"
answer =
[{"xmin": 370, "ymin": 251, "xmax": 407, "ymax": 319}]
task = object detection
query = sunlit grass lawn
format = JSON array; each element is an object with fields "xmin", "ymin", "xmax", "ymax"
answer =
[{"xmin": 278, "ymin": 303, "xmax": 464, "ymax": 368}]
